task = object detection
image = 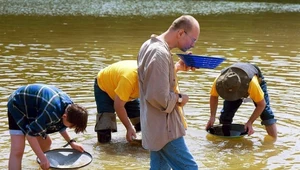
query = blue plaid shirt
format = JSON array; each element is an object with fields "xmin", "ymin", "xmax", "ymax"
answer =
[{"xmin": 7, "ymin": 84, "xmax": 73, "ymax": 138}]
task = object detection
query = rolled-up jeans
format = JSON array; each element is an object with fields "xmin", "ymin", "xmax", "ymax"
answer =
[{"xmin": 94, "ymin": 78, "xmax": 140, "ymax": 131}]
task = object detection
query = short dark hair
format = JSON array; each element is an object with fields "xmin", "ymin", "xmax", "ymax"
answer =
[
  {"xmin": 66, "ymin": 104, "xmax": 88, "ymax": 133},
  {"xmin": 170, "ymin": 15, "xmax": 193, "ymax": 32}
]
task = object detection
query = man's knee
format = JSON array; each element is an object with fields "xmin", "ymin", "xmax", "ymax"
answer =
[
  {"xmin": 95, "ymin": 112, "xmax": 117, "ymax": 143},
  {"xmin": 94, "ymin": 112, "xmax": 117, "ymax": 132}
]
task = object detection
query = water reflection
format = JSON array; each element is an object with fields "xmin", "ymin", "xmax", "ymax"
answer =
[
  {"xmin": 205, "ymin": 134, "xmax": 256, "ymax": 169},
  {"xmin": 0, "ymin": 1, "xmax": 300, "ymax": 169}
]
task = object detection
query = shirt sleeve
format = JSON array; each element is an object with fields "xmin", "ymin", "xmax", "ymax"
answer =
[
  {"xmin": 210, "ymin": 76, "xmax": 219, "ymax": 97},
  {"xmin": 248, "ymin": 76, "xmax": 264, "ymax": 102}
]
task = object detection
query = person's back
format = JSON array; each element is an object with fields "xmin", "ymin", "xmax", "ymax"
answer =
[
  {"xmin": 97, "ymin": 60, "xmax": 139, "ymax": 101},
  {"xmin": 138, "ymin": 35, "xmax": 185, "ymax": 150},
  {"xmin": 7, "ymin": 84, "xmax": 72, "ymax": 135}
]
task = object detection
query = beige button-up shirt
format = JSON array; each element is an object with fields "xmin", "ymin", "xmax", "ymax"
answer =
[{"xmin": 137, "ymin": 36, "xmax": 186, "ymax": 151}]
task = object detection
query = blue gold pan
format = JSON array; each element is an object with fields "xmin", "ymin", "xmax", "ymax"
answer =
[{"xmin": 177, "ymin": 54, "xmax": 225, "ymax": 69}]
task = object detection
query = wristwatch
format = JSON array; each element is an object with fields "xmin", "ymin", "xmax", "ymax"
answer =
[
  {"xmin": 178, "ymin": 93, "xmax": 183, "ymax": 103},
  {"xmin": 63, "ymin": 139, "xmax": 76, "ymax": 147}
]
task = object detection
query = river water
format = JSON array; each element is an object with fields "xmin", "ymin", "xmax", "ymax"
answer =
[{"xmin": 0, "ymin": 0, "xmax": 300, "ymax": 169}]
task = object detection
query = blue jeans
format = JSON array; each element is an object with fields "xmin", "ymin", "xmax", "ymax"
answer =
[
  {"xmin": 220, "ymin": 81, "xmax": 277, "ymax": 126},
  {"xmin": 150, "ymin": 137, "xmax": 198, "ymax": 170},
  {"xmin": 94, "ymin": 78, "xmax": 140, "ymax": 118}
]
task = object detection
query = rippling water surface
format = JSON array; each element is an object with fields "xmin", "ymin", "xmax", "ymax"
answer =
[
  {"xmin": 0, "ymin": 0, "xmax": 300, "ymax": 169},
  {"xmin": 1, "ymin": 0, "xmax": 300, "ymax": 16}
]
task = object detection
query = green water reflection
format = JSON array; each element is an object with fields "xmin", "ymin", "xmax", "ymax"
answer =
[{"xmin": 0, "ymin": 1, "xmax": 300, "ymax": 170}]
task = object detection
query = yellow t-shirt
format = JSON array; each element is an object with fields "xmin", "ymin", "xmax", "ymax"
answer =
[
  {"xmin": 210, "ymin": 75, "xmax": 264, "ymax": 102},
  {"xmin": 97, "ymin": 60, "xmax": 139, "ymax": 102}
]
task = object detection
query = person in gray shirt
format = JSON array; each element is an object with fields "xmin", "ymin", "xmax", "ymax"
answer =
[{"xmin": 137, "ymin": 15, "xmax": 200, "ymax": 170}]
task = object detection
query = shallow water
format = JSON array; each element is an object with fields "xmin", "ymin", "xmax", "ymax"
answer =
[{"xmin": 0, "ymin": 1, "xmax": 300, "ymax": 169}]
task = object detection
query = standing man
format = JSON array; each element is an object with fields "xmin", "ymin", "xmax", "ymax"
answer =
[
  {"xmin": 94, "ymin": 60, "xmax": 140, "ymax": 143},
  {"xmin": 137, "ymin": 15, "xmax": 200, "ymax": 169},
  {"xmin": 205, "ymin": 62, "xmax": 277, "ymax": 139},
  {"xmin": 7, "ymin": 84, "xmax": 88, "ymax": 170}
]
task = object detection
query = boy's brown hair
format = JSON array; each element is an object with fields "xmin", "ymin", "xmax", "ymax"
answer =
[{"xmin": 66, "ymin": 104, "xmax": 88, "ymax": 133}]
